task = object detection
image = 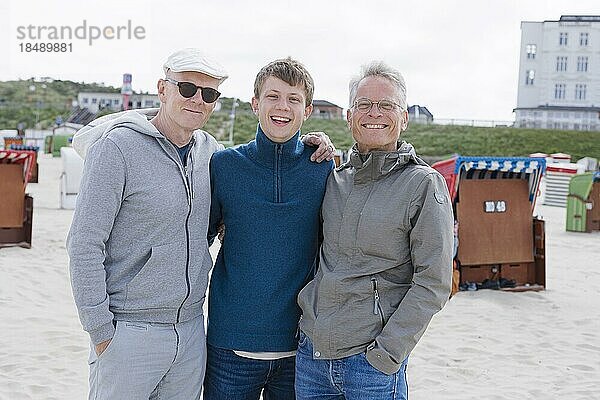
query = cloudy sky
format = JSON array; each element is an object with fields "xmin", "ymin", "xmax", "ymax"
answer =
[{"xmin": 1, "ymin": 0, "xmax": 599, "ymax": 121}]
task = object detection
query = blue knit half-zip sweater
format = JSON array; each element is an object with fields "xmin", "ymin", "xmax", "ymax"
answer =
[{"xmin": 207, "ymin": 125, "xmax": 334, "ymax": 352}]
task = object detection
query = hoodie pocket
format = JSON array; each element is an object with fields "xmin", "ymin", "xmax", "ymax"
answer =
[
  {"xmin": 124, "ymin": 242, "xmax": 186, "ymax": 311},
  {"xmin": 183, "ymin": 239, "xmax": 211, "ymax": 310}
]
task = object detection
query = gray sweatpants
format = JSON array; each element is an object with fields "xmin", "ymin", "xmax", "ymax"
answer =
[{"xmin": 88, "ymin": 316, "xmax": 205, "ymax": 400}]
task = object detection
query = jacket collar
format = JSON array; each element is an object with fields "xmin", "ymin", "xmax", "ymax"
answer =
[
  {"xmin": 248, "ymin": 124, "xmax": 304, "ymax": 169},
  {"xmin": 342, "ymin": 141, "xmax": 428, "ymax": 184}
]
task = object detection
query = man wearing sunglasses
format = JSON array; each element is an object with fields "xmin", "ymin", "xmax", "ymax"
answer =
[
  {"xmin": 68, "ymin": 48, "xmax": 229, "ymax": 400},
  {"xmin": 68, "ymin": 49, "xmax": 335, "ymax": 400}
]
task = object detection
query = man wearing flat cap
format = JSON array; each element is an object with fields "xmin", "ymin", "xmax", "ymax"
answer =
[{"xmin": 67, "ymin": 48, "xmax": 228, "ymax": 399}]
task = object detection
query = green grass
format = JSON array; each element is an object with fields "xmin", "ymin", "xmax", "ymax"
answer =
[
  {"xmin": 0, "ymin": 78, "xmax": 120, "ymax": 130},
  {"xmin": 207, "ymin": 111, "xmax": 600, "ymax": 161},
  {"xmin": 2, "ymin": 78, "xmax": 599, "ymax": 160}
]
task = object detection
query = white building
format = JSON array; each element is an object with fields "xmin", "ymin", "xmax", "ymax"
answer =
[
  {"xmin": 514, "ymin": 15, "xmax": 600, "ymax": 131},
  {"xmin": 408, "ymin": 105, "xmax": 434, "ymax": 124},
  {"xmin": 77, "ymin": 92, "xmax": 160, "ymax": 113}
]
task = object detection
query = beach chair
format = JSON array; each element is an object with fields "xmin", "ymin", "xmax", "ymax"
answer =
[
  {"xmin": 0, "ymin": 150, "xmax": 35, "ymax": 248},
  {"xmin": 432, "ymin": 156, "xmax": 547, "ymax": 291},
  {"xmin": 59, "ymin": 147, "xmax": 84, "ymax": 209},
  {"xmin": 566, "ymin": 172, "xmax": 600, "ymax": 233}
]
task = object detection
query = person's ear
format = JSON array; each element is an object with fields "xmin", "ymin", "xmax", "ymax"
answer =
[
  {"xmin": 251, "ymin": 97, "xmax": 259, "ymax": 116},
  {"xmin": 157, "ymin": 79, "xmax": 166, "ymax": 103},
  {"xmin": 401, "ymin": 110, "xmax": 409, "ymax": 131},
  {"xmin": 304, "ymin": 104, "xmax": 313, "ymax": 120},
  {"xmin": 346, "ymin": 108, "xmax": 352, "ymax": 130}
]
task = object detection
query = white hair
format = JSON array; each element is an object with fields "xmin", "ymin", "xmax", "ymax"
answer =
[{"xmin": 348, "ymin": 61, "xmax": 407, "ymax": 110}]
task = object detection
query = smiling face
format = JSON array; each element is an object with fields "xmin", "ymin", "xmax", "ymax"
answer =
[
  {"xmin": 157, "ymin": 70, "xmax": 221, "ymax": 132},
  {"xmin": 252, "ymin": 76, "xmax": 313, "ymax": 143},
  {"xmin": 347, "ymin": 76, "xmax": 408, "ymax": 153}
]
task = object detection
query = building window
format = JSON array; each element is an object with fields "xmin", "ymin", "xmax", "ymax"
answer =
[
  {"xmin": 91, "ymin": 98, "xmax": 97, "ymax": 104},
  {"xmin": 559, "ymin": 32, "xmax": 568, "ymax": 45},
  {"xmin": 575, "ymin": 84, "xmax": 587, "ymax": 100},
  {"xmin": 577, "ymin": 56, "xmax": 589, "ymax": 72},
  {"xmin": 554, "ymin": 83, "xmax": 566, "ymax": 99},
  {"xmin": 525, "ymin": 69, "xmax": 535, "ymax": 85},
  {"xmin": 556, "ymin": 56, "xmax": 568, "ymax": 71},
  {"xmin": 82, "ymin": 98, "xmax": 88, "ymax": 104},
  {"xmin": 526, "ymin": 44, "xmax": 537, "ymax": 59},
  {"xmin": 113, "ymin": 99, "xmax": 120, "ymax": 105},
  {"xmin": 580, "ymin": 32, "xmax": 589, "ymax": 46}
]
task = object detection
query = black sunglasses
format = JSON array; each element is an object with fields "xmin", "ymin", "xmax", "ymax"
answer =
[{"xmin": 165, "ymin": 78, "xmax": 221, "ymax": 103}]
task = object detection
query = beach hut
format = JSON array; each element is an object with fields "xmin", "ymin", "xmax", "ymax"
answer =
[
  {"xmin": 566, "ymin": 172, "xmax": 600, "ymax": 233},
  {"xmin": 432, "ymin": 156, "xmax": 547, "ymax": 291},
  {"xmin": 0, "ymin": 150, "xmax": 35, "ymax": 248}
]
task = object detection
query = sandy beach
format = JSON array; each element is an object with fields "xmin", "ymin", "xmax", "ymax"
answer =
[{"xmin": 1, "ymin": 153, "xmax": 599, "ymax": 400}]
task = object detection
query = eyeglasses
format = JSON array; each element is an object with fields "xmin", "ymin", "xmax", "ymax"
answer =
[
  {"xmin": 353, "ymin": 98, "xmax": 402, "ymax": 113},
  {"xmin": 165, "ymin": 78, "xmax": 221, "ymax": 103}
]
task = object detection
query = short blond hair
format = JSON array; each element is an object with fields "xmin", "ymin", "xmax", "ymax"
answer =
[{"xmin": 254, "ymin": 58, "xmax": 314, "ymax": 106}]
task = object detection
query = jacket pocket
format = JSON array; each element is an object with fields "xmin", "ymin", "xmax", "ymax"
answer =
[
  {"xmin": 335, "ymin": 277, "xmax": 386, "ymax": 348},
  {"xmin": 371, "ymin": 277, "xmax": 385, "ymax": 329},
  {"xmin": 124, "ymin": 242, "xmax": 186, "ymax": 311},
  {"xmin": 375, "ymin": 273, "xmax": 412, "ymax": 316},
  {"xmin": 183, "ymin": 239, "xmax": 211, "ymax": 310}
]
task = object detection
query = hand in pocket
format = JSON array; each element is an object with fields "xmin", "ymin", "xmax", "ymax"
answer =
[{"xmin": 95, "ymin": 338, "xmax": 112, "ymax": 356}]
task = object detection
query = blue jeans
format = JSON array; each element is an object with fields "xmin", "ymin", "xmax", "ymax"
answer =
[
  {"xmin": 203, "ymin": 344, "xmax": 296, "ymax": 400},
  {"xmin": 295, "ymin": 331, "xmax": 408, "ymax": 400}
]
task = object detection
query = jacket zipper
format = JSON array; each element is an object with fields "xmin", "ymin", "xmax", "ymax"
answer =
[
  {"xmin": 154, "ymin": 137, "xmax": 194, "ymax": 323},
  {"xmin": 275, "ymin": 144, "xmax": 282, "ymax": 203},
  {"xmin": 371, "ymin": 277, "xmax": 385, "ymax": 326},
  {"xmin": 176, "ymin": 147, "xmax": 193, "ymax": 323}
]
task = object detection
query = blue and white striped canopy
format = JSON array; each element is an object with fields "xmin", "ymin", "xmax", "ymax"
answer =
[
  {"xmin": 454, "ymin": 156, "xmax": 546, "ymax": 175},
  {"xmin": 453, "ymin": 156, "xmax": 546, "ymax": 205}
]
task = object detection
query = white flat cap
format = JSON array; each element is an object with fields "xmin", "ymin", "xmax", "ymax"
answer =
[{"xmin": 163, "ymin": 48, "xmax": 228, "ymax": 81}]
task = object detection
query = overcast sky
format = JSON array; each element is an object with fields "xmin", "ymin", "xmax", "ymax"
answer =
[{"xmin": 1, "ymin": 0, "xmax": 599, "ymax": 122}]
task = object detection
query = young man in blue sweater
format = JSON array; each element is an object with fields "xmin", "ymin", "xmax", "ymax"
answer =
[{"xmin": 204, "ymin": 58, "xmax": 334, "ymax": 400}]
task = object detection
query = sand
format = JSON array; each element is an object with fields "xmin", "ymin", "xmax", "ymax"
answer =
[{"xmin": 1, "ymin": 154, "xmax": 599, "ymax": 399}]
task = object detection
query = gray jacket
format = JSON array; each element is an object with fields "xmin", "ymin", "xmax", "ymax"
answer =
[
  {"xmin": 67, "ymin": 110, "xmax": 223, "ymax": 345},
  {"xmin": 298, "ymin": 141, "xmax": 453, "ymax": 375}
]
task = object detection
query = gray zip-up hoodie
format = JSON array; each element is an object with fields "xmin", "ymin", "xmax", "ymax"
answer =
[
  {"xmin": 298, "ymin": 141, "xmax": 453, "ymax": 375},
  {"xmin": 67, "ymin": 110, "xmax": 223, "ymax": 345}
]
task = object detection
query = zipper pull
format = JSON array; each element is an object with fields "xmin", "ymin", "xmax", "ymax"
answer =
[{"xmin": 371, "ymin": 278, "xmax": 379, "ymax": 315}]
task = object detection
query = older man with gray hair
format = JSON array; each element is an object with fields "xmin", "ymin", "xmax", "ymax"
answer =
[
  {"xmin": 295, "ymin": 61, "xmax": 454, "ymax": 400},
  {"xmin": 67, "ymin": 48, "xmax": 228, "ymax": 400}
]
